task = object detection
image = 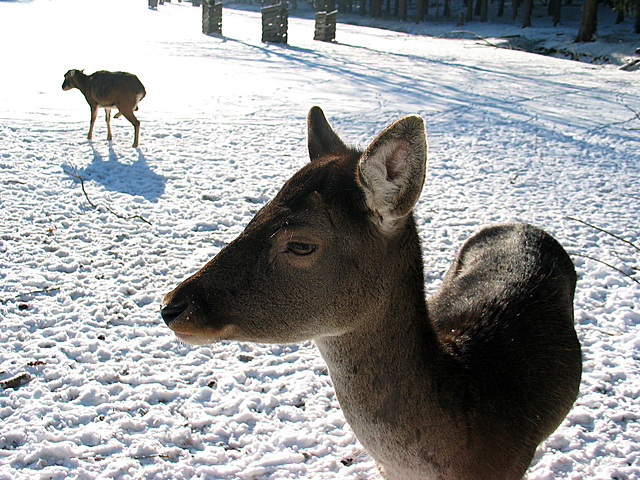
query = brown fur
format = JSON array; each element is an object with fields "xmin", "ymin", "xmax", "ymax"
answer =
[
  {"xmin": 62, "ymin": 69, "xmax": 146, "ymax": 148},
  {"xmin": 161, "ymin": 107, "xmax": 582, "ymax": 480}
]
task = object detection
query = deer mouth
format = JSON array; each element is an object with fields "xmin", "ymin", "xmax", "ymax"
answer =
[{"xmin": 172, "ymin": 324, "xmax": 238, "ymax": 345}]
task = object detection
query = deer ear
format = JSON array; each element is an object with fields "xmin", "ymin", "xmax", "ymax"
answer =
[
  {"xmin": 358, "ymin": 115, "xmax": 427, "ymax": 233},
  {"xmin": 307, "ymin": 106, "xmax": 350, "ymax": 162}
]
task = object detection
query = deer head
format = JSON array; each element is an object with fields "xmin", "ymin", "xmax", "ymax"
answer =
[{"xmin": 161, "ymin": 106, "xmax": 427, "ymax": 346}]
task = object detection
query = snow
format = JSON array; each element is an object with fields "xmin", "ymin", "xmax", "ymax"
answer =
[{"xmin": 1, "ymin": 0, "xmax": 639, "ymax": 479}]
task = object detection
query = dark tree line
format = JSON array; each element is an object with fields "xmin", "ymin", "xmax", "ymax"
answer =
[
  {"xmin": 319, "ymin": 0, "xmax": 640, "ymax": 41},
  {"xmin": 556, "ymin": 0, "xmax": 640, "ymax": 40}
]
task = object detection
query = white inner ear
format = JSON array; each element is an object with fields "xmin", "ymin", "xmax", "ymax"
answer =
[
  {"xmin": 381, "ymin": 141, "xmax": 411, "ymax": 183},
  {"xmin": 360, "ymin": 139, "xmax": 412, "ymax": 232}
]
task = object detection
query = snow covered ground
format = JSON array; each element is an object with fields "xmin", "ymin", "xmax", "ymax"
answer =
[{"xmin": 1, "ymin": 0, "xmax": 639, "ymax": 479}]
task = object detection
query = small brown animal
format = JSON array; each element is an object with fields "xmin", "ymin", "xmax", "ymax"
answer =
[
  {"xmin": 161, "ymin": 107, "xmax": 582, "ymax": 480},
  {"xmin": 62, "ymin": 69, "xmax": 146, "ymax": 148}
]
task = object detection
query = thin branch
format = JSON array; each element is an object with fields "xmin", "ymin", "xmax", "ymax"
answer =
[
  {"xmin": 63, "ymin": 166, "xmax": 151, "ymax": 225},
  {"xmin": 74, "ymin": 452, "xmax": 177, "ymax": 462},
  {"xmin": 63, "ymin": 166, "xmax": 100, "ymax": 209},
  {"xmin": 0, "ymin": 286, "xmax": 61, "ymax": 305},
  {"xmin": 624, "ymin": 104, "xmax": 640, "ymax": 121},
  {"xmin": 19, "ymin": 287, "xmax": 61, "ymax": 297},
  {"xmin": 132, "ymin": 453, "xmax": 175, "ymax": 460},
  {"xmin": 589, "ymin": 325, "xmax": 625, "ymax": 336},
  {"xmin": 567, "ymin": 216, "xmax": 640, "ymax": 253},
  {"xmin": 448, "ymin": 30, "xmax": 506, "ymax": 49},
  {"xmin": 569, "ymin": 252, "xmax": 640, "ymax": 285},
  {"xmin": 611, "ymin": 250, "xmax": 640, "ymax": 271}
]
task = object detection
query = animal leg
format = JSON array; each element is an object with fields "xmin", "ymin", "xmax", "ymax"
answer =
[
  {"xmin": 121, "ymin": 111, "xmax": 141, "ymax": 148},
  {"xmin": 88, "ymin": 106, "xmax": 98, "ymax": 140},
  {"xmin": 105, "ymin": 109, "xmax": 113, "ymax": 141}
]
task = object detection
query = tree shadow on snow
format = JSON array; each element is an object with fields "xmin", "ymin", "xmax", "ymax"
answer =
[{"xmin": 64, "ymin": 144, "xmax": 166, "ymax": 202}]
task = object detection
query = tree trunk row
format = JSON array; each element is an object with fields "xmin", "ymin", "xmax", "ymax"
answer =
[{"xmin": 338, "ymin": 0, "xmax": 638, "ymax": 40}]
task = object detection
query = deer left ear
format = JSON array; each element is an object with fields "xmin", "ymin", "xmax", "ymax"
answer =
[
  {"xmin": 307, "ymin": 106, "xmax": 350, "ymax": 162},
  {"xmin": 357, "ymin": 115, "xmax": 427, "ymax": 234}
]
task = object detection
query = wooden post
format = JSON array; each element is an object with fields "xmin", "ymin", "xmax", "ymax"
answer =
[
  {"xmin": 261, "ymin": 3, "xmax": 288, "ymax": 43},
  {"xmin": 203, "ymin": 0, "xmax": 222, "ymax": 35},
  {"xmin": 314, "ymin": 10, "xmax": 337, "ymax": 41}
]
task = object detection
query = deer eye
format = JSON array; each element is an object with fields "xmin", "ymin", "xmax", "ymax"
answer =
[{"xmin": 287, "ymin": 241, "xmax": 317, "ymax": 256}]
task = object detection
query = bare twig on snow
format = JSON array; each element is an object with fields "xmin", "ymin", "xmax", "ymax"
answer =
[
  {"xmin": 567, "ymin": 216, "xmax": 640, "ymax": 253},
  {"xmin": 569, "ymin": 252, "xmax": 640, "ymax": 285},
  {"xmin": 63, "ymin": 165, "xmax": 151, "ymax": 225}
]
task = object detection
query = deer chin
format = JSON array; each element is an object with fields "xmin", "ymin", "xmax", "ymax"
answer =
[{"xmin": 172, "ymin": 324, "xmax": 238, "ymax": 345}]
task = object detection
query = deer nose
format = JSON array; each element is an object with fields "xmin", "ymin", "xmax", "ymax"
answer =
[{"xmin": 161, "ymin": 296, "xmax": 189, "ymax": 326}]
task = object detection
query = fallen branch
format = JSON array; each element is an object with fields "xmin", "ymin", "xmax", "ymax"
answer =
[
  {"xmin": 20, "ymin": 286, "xmax": 61, "ymax": 297},
  {"xmin": 567, "ymin": 216, "xmax": 640, "ymax": 253},
  {"xmin": 570, "ymin": 252, "xmax": 640, "ymax": 285},
  {"xmin": 1, "ymin": 373, "xmax": 31, "ymax": 390},
  {"xmin": 63, "ymin": 166, "xmax": 151, "ymax": 225},
  {"xmin": 74, "ymin": 452, "xmax": 182, "ymax": 462},
  {"xmin": 624, "ymin": 104, "xmax": 640, "ymax": 121},
  {"xmin": 0, "ymin": 286, "xmax": 61, "ymax": 305},
  {"xmin": 620, "ymin": 59, "xmax": 640, "ymax": 72},
  {"xmin": 449, "ymin": 30, "xmax": 506, "ymax": 49}
]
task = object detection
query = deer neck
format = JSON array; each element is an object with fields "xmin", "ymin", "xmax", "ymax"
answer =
[
  {"xmin": 72, "ymin": 71, "xmax": 90, "ymax": 95},
  {"xmin": 315, "ymin": 220, "xmax": 441, "ymax": 383},
  {"xmin": 314, "ymin": 224, "xmax": 456, "ymax": 476}
]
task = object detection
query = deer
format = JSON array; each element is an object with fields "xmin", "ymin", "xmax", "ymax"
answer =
[
  {"xmin": 62, "ymin": 69, "xmax": 146, "ymax": 148},
  {"xmin": 160, "ymin": 107, "xmax": 582, "ymax": 480}
]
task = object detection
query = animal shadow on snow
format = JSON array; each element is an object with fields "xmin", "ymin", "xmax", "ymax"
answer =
[{"xmin": 63, "ymin": 144, "xmax": 166, "ymax": 202}]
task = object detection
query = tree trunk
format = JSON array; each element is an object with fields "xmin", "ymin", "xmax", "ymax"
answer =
[
  {"xmin": 548, "ymin": 0, "xmax": 561, "ymax": 25},
  {"xmin": 400, "ymin": 0, "xmax": 407, "ymax": 20},
  {"xmin": 416, "ymin": 0, "xmax": 428, "ymax": 21},
  {"xmin": 497, "ymin": 0, "xmax": 505, "ymax": 17},
  {"xmin": 553, "ymin": 0, "xmax": 561, "ymax": 25},
  {"xmin": 575, "ymin": 0, "xmax": 598, "ymax": 42},
  {"xmin": 444, "ymin": 0, "xmax": 451, "ymax": 17},
  {"xmin": 466, "ymin": 0, "xmax": 473, "ymax": 21},
  {"xmin": 359, "ymin": 0, "xmax": 366, "ymax": 14},
  {"xmin": 512, "ymin": 0, "xmax": 520, "ymax": 21},
  {"xmin": 480, "ymin": 0, "xmax": 488, "ymax": 21},
  {"xmin": 636, "ymin": 0, "xmax": 640, "ymax": 33},
  {"xmin": 372, "ymin": 0, "xmax": 383, "ymax": 16},
  {"xmin": 522, "ymin": 0, "xmax": 533, "ymax": 26},
  {"xmin": 615, "ymin": 8, "xmax": 623, "ymax": 24},
  {"xmin": 415, "ymin": 0, "xmax": 424, "ymax": 21}
]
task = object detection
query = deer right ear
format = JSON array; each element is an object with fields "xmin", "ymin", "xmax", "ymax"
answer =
[
  {"xmin": 358, "ymin": 115, "xmax": 427, "ymax": 234},
  {"xmin": 307, "ymin": 106, "xmax": 350, "ymax": 162}
]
